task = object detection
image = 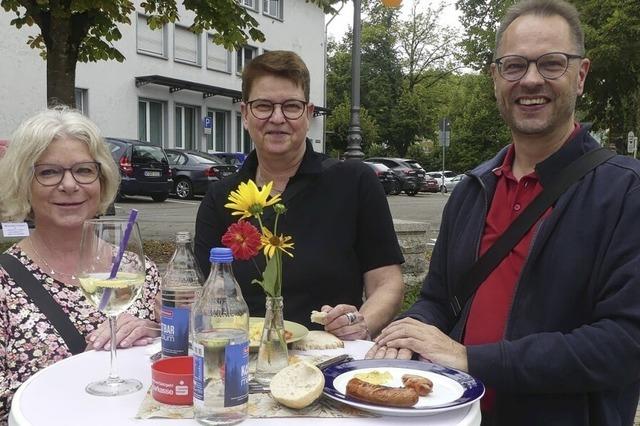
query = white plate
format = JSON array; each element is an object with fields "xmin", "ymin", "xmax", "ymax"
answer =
[{"xmin": 323, "ymin": 359, "xmax": 484, "ymax": 417}]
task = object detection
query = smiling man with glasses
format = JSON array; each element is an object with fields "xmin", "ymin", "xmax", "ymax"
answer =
[
  {"xmin": 195, "ymin": 50, "xmax": 404, "ymax": 340},
  {"xmin": 369, "ymin": 1, "xmax": 640, "ymax": 424}
]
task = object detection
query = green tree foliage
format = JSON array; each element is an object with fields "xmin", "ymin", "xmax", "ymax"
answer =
[
  {"xmin": 326, "ymin": 0, "xmax": 460, "ymax": 158},
  {"xmin": 325, "ymin": 99, "xmax": 380, "ymax": 156},
  {"xmin": 398, "ymin": 1, "xmax": 463, "ymax": 91},
  {"xmin": 1, "ymin": 0, "xmax": 336, "ymax": 106},
  {"xmin": 579, "ymin": 0, "xmax": 640, "ymax": 147},
  {"xmin": 455, "ymin": 0, "xmax": 514, "ymax": 71},
  {"xmin": 442, "ymin": 73, "xmax": 510, "ymax": 172}
]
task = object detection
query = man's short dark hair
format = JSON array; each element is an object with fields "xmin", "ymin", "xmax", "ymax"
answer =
[
  {"xmin": 241, "ymin": 50, "xmax": 310, "ymax": 102},
  {"xmin": 494, "ymin": 0, "xmax": 585, "ymax": 58}
]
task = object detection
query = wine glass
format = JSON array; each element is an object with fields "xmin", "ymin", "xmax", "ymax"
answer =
[{"xmin": 77, "ymin": 217, "xmax": 146, "ymax": 396}]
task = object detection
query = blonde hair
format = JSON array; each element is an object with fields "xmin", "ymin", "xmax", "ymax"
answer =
[{"xmin": 0, "ymin": 107, "xmax": 120, "ymax": 221}]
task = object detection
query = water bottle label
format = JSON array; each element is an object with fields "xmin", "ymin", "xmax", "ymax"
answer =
[
  {"xmin": 161, "ymin": 306, "xmax": 190, "ymax": 356},
  {"xmin": 192, "ymin": 342, "xmax": 205, "ymax": 407},
  {"xmin": 224, "ymin": 341, "xmax": 249, "ymax": 407}
]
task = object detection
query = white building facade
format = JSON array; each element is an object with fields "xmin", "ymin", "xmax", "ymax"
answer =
[{"xmin": 0, "ymin": 0, "xmax": 327, "ymax": 153}]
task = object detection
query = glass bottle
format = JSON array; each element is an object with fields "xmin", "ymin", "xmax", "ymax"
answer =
[
  {"xmin": 161, "ymin": 231, "xmax": 204, "ymax": 357},
  {"xmin": 191, "ymin": 247, "xmax": 249, "ymax": 426}
]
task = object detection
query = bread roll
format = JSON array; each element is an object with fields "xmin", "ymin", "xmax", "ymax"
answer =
[
  {"xmin": 310, "ymin": 310, "xmax": 328, "ymax": 325},
  {"xmin": 270, "ymin": 362, "xmax": 325, "ymax": 409},
  {"xmin": 291, "ymin": 330, "xmax": 344, "ymax": 350}
]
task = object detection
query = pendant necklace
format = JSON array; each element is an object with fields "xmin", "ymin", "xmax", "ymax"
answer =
[{"xmin": 28, "ymin": 237, "xmax": 77, "ymax": 280}]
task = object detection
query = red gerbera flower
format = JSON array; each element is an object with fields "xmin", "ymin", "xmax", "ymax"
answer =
[{"xmin": 222, "ymin": 220, "xmax": 262, "ymax": 260}]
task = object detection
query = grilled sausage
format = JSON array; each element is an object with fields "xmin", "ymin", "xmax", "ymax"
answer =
[
  {"xmin": 401, "ymin": 374, "xmax": 433, "ymax": 396},
  {"xmin": 346, "ymin": 377, "xmax": 419, "ymax": 407}
]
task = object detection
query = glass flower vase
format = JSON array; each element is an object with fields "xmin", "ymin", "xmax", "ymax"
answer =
[{"xmin": 254, "ymin": 296, "xmax": 289, "ymax": 384}]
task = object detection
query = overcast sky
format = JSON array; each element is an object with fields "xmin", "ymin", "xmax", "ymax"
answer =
[{"xmin": 325, "ymin": 0, "xmax": 462, "ymax": 42}]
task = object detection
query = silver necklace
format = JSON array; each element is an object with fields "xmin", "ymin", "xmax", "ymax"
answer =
[{"xmin": 28, "ymin": 237, "xmax": 77, "ymax": 280}]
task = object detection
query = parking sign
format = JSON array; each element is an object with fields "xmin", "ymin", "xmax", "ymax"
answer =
[{"xmin": 203, "ymin": 116, "xmax": 213, "ymax": 135}]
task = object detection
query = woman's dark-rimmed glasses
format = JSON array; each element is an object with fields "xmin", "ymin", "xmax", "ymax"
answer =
[
  {"xmin": 33, "ymin": 161, "xmax": 101, "ymax": 186},
  {"xmin": 494, "ymin": 52, "xmax": 583, "ymax": 82},
  {"xmin": 247, "ymin": 99, "xmax": 307, "ymax": 120}
]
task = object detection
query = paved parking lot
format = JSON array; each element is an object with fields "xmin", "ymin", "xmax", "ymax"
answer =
[{"xmin": 112, "ymin": 192, "xmax": 449, "ymax": 240}]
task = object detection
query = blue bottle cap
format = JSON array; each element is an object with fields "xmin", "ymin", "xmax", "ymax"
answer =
[{"xmin": 210, "ymin": 247, "xmax": 233, "ymax": 263}]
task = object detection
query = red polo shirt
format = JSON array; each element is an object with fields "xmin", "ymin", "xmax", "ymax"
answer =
[{"xmin": 464, "ymin": 124, "xmax": 580, "ymax": 411}]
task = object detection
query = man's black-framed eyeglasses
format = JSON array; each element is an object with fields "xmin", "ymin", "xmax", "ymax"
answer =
[
  {"xmin": 247, "ymin": 99, "xmax": 308, "ymax": 120},
  {"xmin": 33, "ymin": 161, "xmax": 101, "ymax": 186},
  {"xmin": 494, "ymin": 52, "xmax": 583, "ymax": 82}
]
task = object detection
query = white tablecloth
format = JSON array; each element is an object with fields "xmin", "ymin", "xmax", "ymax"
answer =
[{"xmin": 9, "ymin": 340, "xmax": 480, "ymax": 425}]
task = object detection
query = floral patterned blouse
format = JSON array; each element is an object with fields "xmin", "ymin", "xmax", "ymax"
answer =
[{"xmin": 0, "ymin": 245, "xmax": 160, "ymax": 423}]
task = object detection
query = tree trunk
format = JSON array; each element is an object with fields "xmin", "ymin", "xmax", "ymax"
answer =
[{"xmin": 44, "ymin": 16, "xmax": 79, "ymax": 108}]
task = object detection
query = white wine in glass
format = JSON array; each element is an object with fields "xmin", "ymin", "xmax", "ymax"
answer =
[{"xmin": 78, "ymin": 217, "xmax": 145, "ymax": 396}]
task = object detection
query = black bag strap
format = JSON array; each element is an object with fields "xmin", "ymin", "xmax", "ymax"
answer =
[
  {"xmin": 0, "ymin": 253, "xmax": 86, "ymax": 354},
  {"xmin": 450, "ymin": 147, "xmax": 615, "ymax": 316}
]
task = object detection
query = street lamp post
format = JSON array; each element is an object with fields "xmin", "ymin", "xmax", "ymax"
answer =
[{"xmin": 343, "ymin": 0, "xmax": 365, "ymax": 160}]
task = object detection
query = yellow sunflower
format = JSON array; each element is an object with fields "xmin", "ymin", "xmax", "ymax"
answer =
[
  {"xmin": 224, "ymin": 180, "xmax": 282, "ymax": 220},
  {"xmin": 261, "ymin": 227, "xmax": 294, "ymax": 258}
]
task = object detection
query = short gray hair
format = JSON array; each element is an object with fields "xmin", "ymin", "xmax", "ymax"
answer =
[
  {"xmin": 494, "ymin": 0, "xmax": 585, "ymax": 59},
  {"xmin": 0, "ymin": 107, "xmax": 120, "ymax": 221}
]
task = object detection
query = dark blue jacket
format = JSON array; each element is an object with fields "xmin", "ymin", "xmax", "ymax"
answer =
[{"xmin": 404, "ymin": 127, "xmax": 640, "ymax": 425}]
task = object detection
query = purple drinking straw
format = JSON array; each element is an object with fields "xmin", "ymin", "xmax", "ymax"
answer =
[{"xmin": 98, "ymin": 209, "xmax": 138, "ymax": 311}]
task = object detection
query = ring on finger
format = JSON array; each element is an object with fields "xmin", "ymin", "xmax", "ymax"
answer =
[{"xmin": 345, "ymin": 311, "xmax": 357, "ymax": 325}]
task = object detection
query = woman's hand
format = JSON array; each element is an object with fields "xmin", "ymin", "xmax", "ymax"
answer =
[
  {"xmin": 87, "ymin": 313, "xmax": 160, "ymax": 351},
  {"xmin": 321, "ymin": 304, "xmax": 371, "ymax": 341}
]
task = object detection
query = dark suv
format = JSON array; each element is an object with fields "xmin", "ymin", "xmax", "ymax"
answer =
[
  {"xmin": 364, "ymin": 157, "xmax": 427, "ymax": 196},
  {"xmin": 105, "ymin": 138, "xmax": 172, "ymax": 202}
]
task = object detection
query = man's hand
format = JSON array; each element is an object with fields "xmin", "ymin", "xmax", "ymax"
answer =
[
  {"xmin": 321, "ymin": 304, "xmax": 371, "ymax": 341},
  {"xmin": 365, "ymin": 343, "xmax": 413, "ymax": 360},
  {"xmin": 87, "ymin": 313, "xmax": 160, "ymax": 351},
  {"xmin": 369, "ymin": 317, "xmax": 469, "ymax": 372}
]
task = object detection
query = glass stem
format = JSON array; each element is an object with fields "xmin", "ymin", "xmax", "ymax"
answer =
[{"xmin": 107, "ymin": 315, "xmax": 120, "ymax": 382}]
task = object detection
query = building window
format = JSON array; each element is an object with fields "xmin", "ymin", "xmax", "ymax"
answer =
[
  {"xmin": 236, "ymin": 113, "xmax": 253, "ymax": 153},
  {"xmin": 75, "ymin": 88, "xmax": 89, "ymax": 115},
  {"xmin": 206, "ymin": 35, "xmax": 231, "ymax": 73},
  {"xmin": 236, "ymin": 46, "xmax": 257, "ymax": 74},
  {"xmin": 207, "ymin": 110, "xmax": 229, "ymax": 151},
  {"xmin": 238, "ymin": 0, "xmax": 258, "ymax": 11},
  {"xmin": 136, "ymin": 14, "xmax": 167, "ymax": 58},
  {"xmin": 174, "ymin": 25, "xmax": 200, "ymax": 65},
  {"xmin": 175, "ymin": 105, "xmax": 198, "ymax": 149},
  {"xmin": 263, "ymin": 0, "xmax": 282, "ymax": 19},
  {"xmin": 138, "ymin": 99, "xmax": 164, "ymax": 146}
]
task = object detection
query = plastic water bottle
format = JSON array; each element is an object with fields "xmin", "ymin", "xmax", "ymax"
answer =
[
  {"xmin": 160, "ymin": 232, "xmax": 204, "ymax": 357},
  {"xmin": 191, "ymin": 247, "xmax": 249, "ymax": 425}
]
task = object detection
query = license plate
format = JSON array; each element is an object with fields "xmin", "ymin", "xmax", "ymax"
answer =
[{"xmin": 144, "ymin": 171, "xmax": 161, "ymax": 177}]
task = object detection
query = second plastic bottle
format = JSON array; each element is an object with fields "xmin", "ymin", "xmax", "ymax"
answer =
[{"xmin": 191, "ymin": 247, "xmax": 249, "ymax": 426}]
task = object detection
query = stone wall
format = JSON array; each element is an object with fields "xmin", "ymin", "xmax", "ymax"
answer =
[{"xmin": 393, "ymin": 220, "xmax": 431, "ymax": 290}]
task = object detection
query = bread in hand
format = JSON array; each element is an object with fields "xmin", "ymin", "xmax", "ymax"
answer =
[
  {"xmin": 310, "ymin": 310, "xmax": 328, "ymax": 325},
  {"xmin": 291, "ymin": 330, "xmax": 344, "ymax": 350},
  {"xmin": 270, "ymin": 362, "xmax": 325, "ymax": 409}
]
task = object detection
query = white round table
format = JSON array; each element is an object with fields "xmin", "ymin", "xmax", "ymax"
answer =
[{"xmin": 9, "ymin": 340, "xmax": 480, "ymax": 425}]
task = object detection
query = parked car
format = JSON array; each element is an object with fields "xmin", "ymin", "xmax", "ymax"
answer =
[
  {"xmin": 426, "ymin": 170, "xmax": 458, "ymax": 193},
  {"xmin": 364, "ymin": 157, "xmax": 428, "ymax": 196},
  {"xmin": 105, "ymin": 138, "xmax": 172, "ymax": 202},
  {"xmin": 165, "ymin": 149, "xmax": 237, "ymax": 199},
  {"xmin": 364, "ymin": 161, "xmax": 401, "ymax": 195},
  {"xmin": 209, "ymin": 152, "xmax": 247, "ymax": 167}
]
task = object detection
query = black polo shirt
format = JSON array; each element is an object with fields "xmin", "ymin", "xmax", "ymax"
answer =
[{"xmin": 194, "ymin": 140, "xmax": 404, "ymax": 328}]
